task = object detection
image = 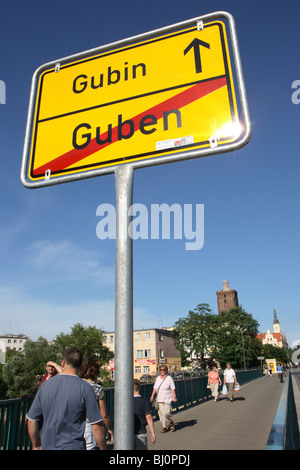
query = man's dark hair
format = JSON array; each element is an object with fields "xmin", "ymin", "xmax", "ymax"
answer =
[
  {"xmin": 63, "ymin": 348, "xmax": 83, "ymax": 369},
  {"xmin": 133, "ymin": 379, "xmax": 141, "ymax": 392}
]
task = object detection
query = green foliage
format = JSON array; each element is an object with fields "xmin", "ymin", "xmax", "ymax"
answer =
[
  {"xmin": 2, "ymin": 323, "xmax": 114, "ymax": 399},
  {"xmin": 3, "ymin": 354, "xmax": 38, "ymax": 398},
  {"xmin": 2, "ymin": 338, "xmax": 61, "ymax": 398},
  {"xmin": 0, "ymin": 364, "xmax": 8, "ymax": 400},
  {"xmin": 98, "ymin": 369, "xmax": 114, "ymax": 388},
  {"xmin": 172, "ymin": 304, "xmax": 215, "ymax": 368},
  {"xmin": 173, "ymin": 304, "xmax": 262, "ymax": 370},
  {"xmin": 24, "ymin": 337, "xmax": 60, "ymax": 376},
  {"xmin": 262, "ymin": 344, "xmax": 289, "ymax": 364},
  {"xmin": 54, "ymin": 323, "xmax": 113, "ymax": 364},
  {"xmin": 211, "ymin": 306, "xmax": 261, "ymax": 369}
]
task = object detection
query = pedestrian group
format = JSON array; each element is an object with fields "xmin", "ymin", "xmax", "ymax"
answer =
[{"xmin": 27, "ymin": 350, "xmax": 240, "ymax": 450}]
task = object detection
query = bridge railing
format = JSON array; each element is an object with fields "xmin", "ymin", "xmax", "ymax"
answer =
[
  {"xmin": 0, "ymin": 397, "xmax": 33, "ymax": 450},
  {"xmin": 140, "ymin": 369, "xmax": 263, "ymax": 410},
  {"xmin": 265, "ymin": 371, "xmax": 298, "ymax": 450},
  {"xmin": 0, "ymin": 369, "xmax": 263, "ymax": 450}
]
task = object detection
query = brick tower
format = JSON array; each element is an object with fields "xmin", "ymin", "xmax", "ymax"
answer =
[{"xmin": 216, "ymin": 280, "xmax": 239, "ymax": 314}]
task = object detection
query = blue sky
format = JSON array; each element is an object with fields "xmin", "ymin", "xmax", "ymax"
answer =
[{"xmin": 0, "ymin": 0, "xmax": 299, "ymax": 348}]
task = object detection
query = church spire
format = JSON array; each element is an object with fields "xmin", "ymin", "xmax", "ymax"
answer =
[
  {"xmin": 273, "ymin": 307, "xmax": 281, "ymax": 334},
  {"xmin": 273, "ymin": 307, "xmax": 279, "ymax": 324}
]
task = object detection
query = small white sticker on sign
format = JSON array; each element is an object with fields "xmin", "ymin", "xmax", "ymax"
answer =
[{"xmin": 156, "ymin": 135, "xmax": 194, "ymax": 151}]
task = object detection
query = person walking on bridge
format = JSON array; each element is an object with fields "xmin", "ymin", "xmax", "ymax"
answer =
[
  {"xmin": 208, "ymin": 364, "xmax": 222, "ymax": 401},
  {"xmin": 223, "ymin": 363, "xmax": 238, "ymax": 402},
  {"xmin": 150, "ymin": 366, "xmax": 177, "ymax": 433}
]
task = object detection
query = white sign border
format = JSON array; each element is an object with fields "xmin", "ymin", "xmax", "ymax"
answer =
[{"xmin": 21, "ymin": 11, "xmax": 252, "ymax": 188}]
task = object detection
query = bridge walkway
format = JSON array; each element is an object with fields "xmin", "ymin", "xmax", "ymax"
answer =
[{"xmin": 147, "ymin": 374, "xmax": 288, "ymax": 450}]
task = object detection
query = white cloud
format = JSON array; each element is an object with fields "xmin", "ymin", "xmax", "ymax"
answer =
[
  {"xmin": 0, "ymin": 285, "xmax": 155, "ymax": 341},
  {"xmin": 0, "ymin": 285, "xmax": 115, "ymax": 341},
  {"xmin": 27, "ymin": 239, "xmax": 114, "ymax": 284}
]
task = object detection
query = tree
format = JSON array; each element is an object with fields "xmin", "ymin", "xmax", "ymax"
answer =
[
  {"xmin": 3, "ymin": 354, "xmax": 37, "ymax": 398},
  {"xmin": 262, "ymin": 344, "xmax": 289, "ymax": 364},
  {"xmin": 24, "ymin": 337, "xmax": 60, "ymax": 376},
  {"xmin": 0, "ymin": 364, "xmax": 8, "ymax": 400},
  {"xmin": 172, "ymin": 304, "xmax": 215, "ymax": 368},
  {"xmin": 54, "ymin": 323, "xmax": 114, "ymax": 387},
  {"xmin": 2, "ymin": 324, "xmax": 115, "ymax": 398},
  {"xmin": 210, "ymin": 306, "xmax": 261, "ymax": 369},
  {"xmin": 3, "ymin": 339, "xmax": 60, "ymax": 398},
  {"xmin": 54, "ymin": 323, "xmax": 113, "ymax": 364}
]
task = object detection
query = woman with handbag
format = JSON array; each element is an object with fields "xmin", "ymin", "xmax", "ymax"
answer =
[{"xmin": 150, "ymin": 366, "xmax": 177, "ymax": 433}]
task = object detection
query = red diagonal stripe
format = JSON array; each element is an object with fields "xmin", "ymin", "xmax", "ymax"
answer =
[{"xmin": 33, "ymin": 77, "xmax": 226, "ymax": 175}]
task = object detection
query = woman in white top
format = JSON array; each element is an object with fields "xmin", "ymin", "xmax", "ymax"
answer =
[
  {"xmin": 150, "ymin": 366, "xmax": 177, "ymax": 433},
  {"xmin": 223, "ymin": 363, "xmax": 238, "ymax": 402}
]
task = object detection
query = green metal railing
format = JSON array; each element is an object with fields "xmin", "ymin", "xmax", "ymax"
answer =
[
  {"xmin": 0, "ymin": 369, "xmax": 263, "ymax": 450},
  {"xmin": 141, "ymin": 369, "xmax": 263, "ymax": 412},
  {"xmin": 0, "ymin": 397, "xmax": 33, "ymax": 450}
]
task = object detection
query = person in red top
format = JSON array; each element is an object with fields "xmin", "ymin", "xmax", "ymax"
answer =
[
  {"xmin": 207, "ymin": 364, "xmax": 222, "ymax": 402},
  {"xmin": 39, "ymin": 362, "xmax": 57, "ymax": 386}
]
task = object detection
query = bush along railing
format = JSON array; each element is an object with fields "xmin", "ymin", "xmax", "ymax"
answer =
[{"xmin": 0, "ymin": 369, "xmax": 263, "ymax": 450}]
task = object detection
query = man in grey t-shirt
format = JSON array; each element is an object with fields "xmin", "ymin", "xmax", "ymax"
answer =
[{"xmin": 27, "ymin": 348, "xmax": 107, "ymax": 450}]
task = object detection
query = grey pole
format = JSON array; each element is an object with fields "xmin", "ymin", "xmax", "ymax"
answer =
[
  {"xmin": 241, "ymin": 331, "xmax": 246, "ymax": 371},
  {"xmin": 114, "ymin": 163, "xmax": 135, "ymax": 450}
]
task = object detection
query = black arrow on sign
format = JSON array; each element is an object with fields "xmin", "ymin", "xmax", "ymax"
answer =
[{"xmin": 184, "ymin": 38, "xmax": 210, "ymax": 74}]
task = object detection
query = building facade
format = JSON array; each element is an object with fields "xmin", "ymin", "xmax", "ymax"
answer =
[
  {"xmin": 103, "ymin": 328, "xmax": 181, "ymax": 379},
  {"xmin": 216, "ymin": 280, "xmax": 239, "ymax": 314},
  {"xmin": 257, "ymin": 308, "xmax": 288, "ymax": 349},
  {"xmin": 0, "ymin": 334, "xmax": 29, "ymax": 352},
  {"xmin": 0, "ymin": 334, "xmax": 30, "ymax": 364}
]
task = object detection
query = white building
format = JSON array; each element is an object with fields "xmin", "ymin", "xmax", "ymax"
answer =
[
  {"xmin": 257, "ymin": 309, "xmax": 288, "ymax": 350},
  {"xmin": 0, "ymin": 334, "xmax": 29, "ymax": 352}
]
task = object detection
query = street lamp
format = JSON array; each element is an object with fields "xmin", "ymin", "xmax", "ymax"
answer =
[{"xmin": 237, "ymin": 326, "xmax": 246, "ymax": 371}]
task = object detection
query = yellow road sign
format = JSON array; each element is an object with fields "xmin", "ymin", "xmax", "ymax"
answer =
[{"xmin": 21, "ymin": 12, "xmax": 251, "ymax": 187}]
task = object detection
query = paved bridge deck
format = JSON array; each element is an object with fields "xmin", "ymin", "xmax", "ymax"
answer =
[{"xmin": 146, "ymin": 373, "xmax": 299, "ymax": 451}]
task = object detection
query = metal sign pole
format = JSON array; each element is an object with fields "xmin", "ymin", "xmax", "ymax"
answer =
[{"xmin": 114, "ymin": 163, "xmax": 135, "ymax": 450}]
